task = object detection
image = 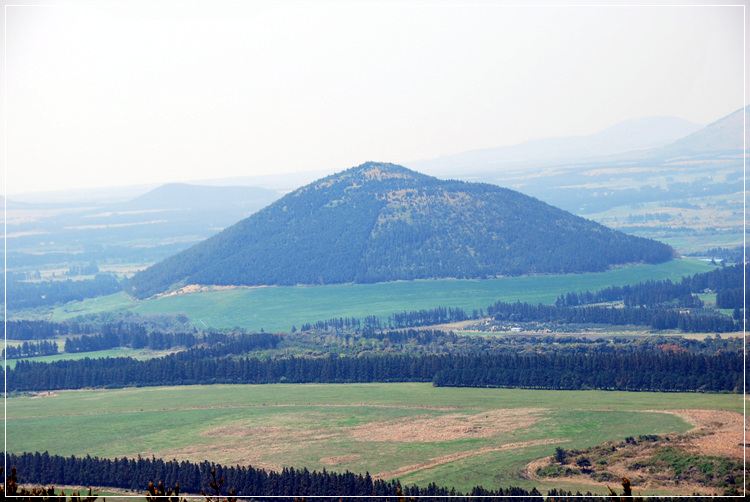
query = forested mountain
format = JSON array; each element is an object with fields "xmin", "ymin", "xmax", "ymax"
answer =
[{"xmin": 129, "ymin": 162, "xmax": 675, "ymax": 298}]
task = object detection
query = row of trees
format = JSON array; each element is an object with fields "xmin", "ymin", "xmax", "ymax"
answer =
[
  {"xmin": 302, "ymin": 264, "xmax": 744, "ymax": 334},
  {"xmin": 487, "ymin": 302, "xmax": 738, "ymax": 333},
  {"xmin": 2, "ymin": 320, "xmax": 97, "ymax": 341},
  {"xmin": 6, "ymin": 452, "xmax": 746, "ymax": 500},
  {"xmin": 432, "ymin": 353, "xmax": 744, "ymax": 392},
  {"xmin": 5, "ymin": 451, "xmax": 553, "ymax": 498},
  {"xmin": 5, "ymin": 351, "xmax": 744, "ymax": 393},
  {"xmin": 553, "ymin": 263, "xmax": 745, "ymax": 308},
  {"xmin": 2, "ymin": 340, "xmax": 58, "ymax": 359}
]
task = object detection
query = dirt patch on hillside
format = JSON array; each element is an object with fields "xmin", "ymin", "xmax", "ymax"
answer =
[
  {"xmin": 30, "ymin": 391, "xmax": 59, "ymax": 399},
  {"xmin": 350, "ymin": 408, "xmax": 546, "ymax": 443},
  {"xmin": 156, "ymin": 284, "xmax": 247, "ymax": 298},
  {"xmin": 201, "ymin": 425, "xmax": 293, "ymax": 439},
  {"xmin": 320, "ymin": 455, "xmax": 362, "ymax": 466},
  {"xmin": 657, "ymin": 409, "xmax": 745, "ymax": 459},
  {"xmin": 527, "ymin": 409, "xmax": 747, "ymax": 495}
]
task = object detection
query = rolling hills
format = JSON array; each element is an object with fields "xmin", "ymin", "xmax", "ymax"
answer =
[{"xmin": 129, "ymin": 162, "xmax": 674, "ymax": 299}]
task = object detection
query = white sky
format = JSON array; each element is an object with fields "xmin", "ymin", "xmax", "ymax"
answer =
[{"xmin": 3, "ymin": 0, "xmax": 746, "ymax": 195}]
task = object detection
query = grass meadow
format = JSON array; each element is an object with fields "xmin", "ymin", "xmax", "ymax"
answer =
[
  {"xmin": 50, "ymin": 258, "xmax": 714, "ymax": 332},
  {"xmin": 3, "ymin": 347, "xmax": 174, "ymax": 369},
  {"xmin": 5, "ymin": 383, "xmax": 743, "ymax": 495}
]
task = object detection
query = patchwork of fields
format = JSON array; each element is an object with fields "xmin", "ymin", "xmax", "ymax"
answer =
[
  {"xmin": 50, "ymin": 259, "xmax": 714, "ymax": 332},
  {"xmin": 6, "ymin": 383, "xmax": 743, "ymax": 495}
]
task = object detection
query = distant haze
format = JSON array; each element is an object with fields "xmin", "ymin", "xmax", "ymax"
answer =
[
  {"xmin": 406, "ymin": 116, "xmax": 704, "ymax": 175},
  {"xmin": 5, "ymin": 0, "xmax": 745, "ymax": 195}
]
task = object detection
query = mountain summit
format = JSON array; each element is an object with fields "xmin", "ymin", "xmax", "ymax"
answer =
[{"xmin": 129, "ymin": 162, "xmax": 674, "ymax": 298}]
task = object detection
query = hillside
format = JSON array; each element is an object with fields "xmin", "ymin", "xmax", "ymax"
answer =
[
  {"xmin": 659, "ymin": 105, "xmax": 747, "ymax": 153},
  {"xmin": 128, "ymin": 162, "xmax": 675, "ymax": 298}
]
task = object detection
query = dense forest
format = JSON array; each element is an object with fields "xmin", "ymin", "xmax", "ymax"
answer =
[
  {"xmin": 3, "ymin": 451, "xmax": 620, "ymax": 499},
  {"xmin": 6, "ymin": 452, "xmax": 745, "ymax": 499},
  {"xmin": 129, "ymin": 162, "xmax": 674, "ymax": 298},
  {"xmin": 6, "ymin": 350, "xmax": 744, "ymax": 393},
  {"xmin": 2, "ymin": 274, "xmax": 122, "ymax": 310}
]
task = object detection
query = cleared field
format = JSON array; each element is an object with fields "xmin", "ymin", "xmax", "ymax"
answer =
[
  {"xmin": 3, "ymin": 348, "xmax": 174, "ymax": 369},
  {"xmin": 5, "ymin": 383, "xmax": 743, "ymax": 495},
  {"xmin": 50, "ymin": 259, "xmax": 714, "ymax": 332}
]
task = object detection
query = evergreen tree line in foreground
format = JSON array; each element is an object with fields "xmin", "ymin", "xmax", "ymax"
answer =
[
  {"xmin": 7, "ymin": 452, "xmax": 744, "ymax": 500},
  {"xmin": 6, "ymin": 351, "xmax": 744, "ymax": 393}
]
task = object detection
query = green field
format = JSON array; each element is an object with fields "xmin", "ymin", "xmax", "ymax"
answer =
[
  {"xmin": 3, "ymin": 348, "xmax": 174, "ymax": 369},
  {"xmin": 50, "ymin": 259, "xmax": 715, "ymax": 332},
  {"xmin": 6, "ymin": 383, "xmax": 742, "ymax": 495}
]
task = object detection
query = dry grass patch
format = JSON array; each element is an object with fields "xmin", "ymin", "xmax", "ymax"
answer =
[
  {"xmin": 529, "ymin": 409, "xmax": 746, "ymax": 495},
  {"xmin": 320, "ymin": 455, "xmax": 362, "ymax": 466},
  {"xmin": 350, "ymin": 408, "xmax": 546, "ymax": 443},
  {"xmin": 660, "ymin": 409, "xmax": 745, "ymax": 459},
  {"xmin": 155, "ymin": 407, "xmax": 548, "ymax": 472},
  {"xmin": 200, "ymin": 425, "xmax": 293, "ymax": 439}
]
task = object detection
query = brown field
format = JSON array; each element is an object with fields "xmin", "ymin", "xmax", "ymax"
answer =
[{"xmin": 528, "ymin": 409, "xmax": 747, "ymax": 495}]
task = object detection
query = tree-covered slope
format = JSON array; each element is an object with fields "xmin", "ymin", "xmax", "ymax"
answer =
[{"xmin": 129, "ymin": 162, "xmax": 675, "ymax": 298}]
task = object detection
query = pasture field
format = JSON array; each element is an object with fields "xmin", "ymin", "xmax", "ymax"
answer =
[
  {"xmin": 50, "ymin": 259, "xmax": 714, "ymax": 332},
  {"xmin": 3, "ymin": 348, "xmax": 174, "ymax": 369},
  {"xmin": 5, "ymin": 383, "xmax": 743, "ymax": 495}
]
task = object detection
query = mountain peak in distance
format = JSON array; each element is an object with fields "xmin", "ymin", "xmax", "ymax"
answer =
[{"xmin": 129, "ymin": 162, "xmax": 675, "ymax": 298}]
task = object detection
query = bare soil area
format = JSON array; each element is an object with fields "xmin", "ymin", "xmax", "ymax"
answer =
[
  {"xmin": 350, "ymin": 408, "xmax": 546, "ymax": 443},
  {"xmin": 159, "ymin": 407, "xmax": 548, "ymax": 469},
  {"xmin": 528, "ymin": 409, "xmax": 747, "ymax": 495},
  {"xmin": 320, "ymin": 455, "xmax": 362, "ymax": 466}
]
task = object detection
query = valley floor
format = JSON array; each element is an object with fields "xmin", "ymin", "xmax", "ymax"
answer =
[{"xmin": 5, "ymin": 383, "xmax": 744, "ymax": 495}]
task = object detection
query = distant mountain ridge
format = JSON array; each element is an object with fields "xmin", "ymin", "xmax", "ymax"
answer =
[
  {"xmin": 129, "ymin": 162, "xmax": 675, "ymax": 298},
  {"xmin": 116, "ymin": 183, "xmax": 280, "ymax": 211},
  {"xmin": 660, "ymin": 106, "xmax": 747, "ymax": 153},
  {"xmin": 406, "ymin": 115, "xmax": 703, "ymax": 174}
]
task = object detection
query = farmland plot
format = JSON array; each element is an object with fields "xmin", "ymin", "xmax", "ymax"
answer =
[{"xmin": 5, "ymin": 383, "xmax": 742, "ymax": 494}]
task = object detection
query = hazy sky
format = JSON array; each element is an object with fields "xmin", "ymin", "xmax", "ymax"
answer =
[{"xmin": 4, "ymin": 0, "xmax": 746, "ymax": 195}]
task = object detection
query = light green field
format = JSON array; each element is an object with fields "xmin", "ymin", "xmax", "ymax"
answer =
[
  {"xmin": 50, "ymin": 259, "xmax": 714, "ymax": 332},
  {"xmin": 5, "ymin": 383, "xmax": 742, "ymax": 495},
  {"xmin": 3, "ymin": 348, "xmax": 173, "ymax": 369}
]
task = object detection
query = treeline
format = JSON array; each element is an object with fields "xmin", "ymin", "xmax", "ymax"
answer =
[
  {"xmin": 362, "ymin": 329, "xmax": 742, "ymax": 356},
  {"xmin": 304, "ymin": 306, "xmax": 474, "ymax": 332},
  {"xmin": 6, "ymin": 452, "xmax": 745, "ymax": 500},
  {"xmin": 432, "ymin": 353, "xmax": 743, "ymax": 392},
  {"xmin": 2, "ymin": 340, "xmax": 58, "ymax": 359},
  {"xmin": 554, "ymin": 263, "xmax": 746, "ymax": 308},
  {"xmin": 3, "ymin": 273, "xmax": 122, "ymax": 310},
  {"xmin": 388, "ymin": 306, "xmax": 470, "ymax": 328},
  {"xmin": 299, "ymin": 264, "xmax": 744, "ymax": 334},
  {"xmin": 554, "ymin": 280, "xmax": 699, "ymax": 308},
  {"xmin": 66, "ymin": 330, "xmax": 280, "ymax": 354},
  {"xmin": 5, "ymin": 351, "xmax": 743, "ymax": 393},
  {"xmin": 2, "ymin": 320, "xmax": 97, "ymax": 340},
  {"xmin": 299, "ymin": 317, "xmax": 362, "ymax": 332},
  {"xmin": 5, "ymin": 451, "xmax": 559, "ymax": 498},
  {"xmin": 487, "ymin": 302, "xmax": 738, "ymax": 333},
  {"xmin": 692, "ymin": 245, "xmax": 745, "ymax": 263},
  {"xmin": 716, "ymin": 288, "xmax": 743, "ymax": 309}
]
